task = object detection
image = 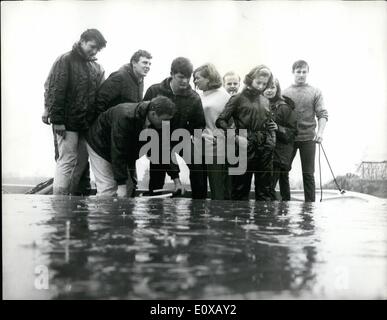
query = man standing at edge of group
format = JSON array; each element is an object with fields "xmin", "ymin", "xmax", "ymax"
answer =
[
  {"xmin": 283, "ymin": 60, "xmax": 328, "ymax": 202},
  {"xmin": 44, "ymin": 29, "xmax": 106, "ymax": 195},
  {"xmin": 91, "ymin": 49, "xmax": 153, "ymax": 196},
  {"xmin": 143, "ymin": 57, "xmax": 208, "ymax": 199}
]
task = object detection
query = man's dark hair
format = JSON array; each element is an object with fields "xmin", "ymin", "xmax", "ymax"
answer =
[
  {"xmin": 193, "ymin": 63, "xmax": 222, "ymax": 90},
  {"xmin": 80, "ymin": 29, "xmax": 107, "ymax": 49},
  {"xmin": 149, "ymin": 96, "xmax": 176, "ymax": 117},
  {"xmin": 292, "ymin": 60, "xmax": 309, "ymax": 72},
  {"xmin": 170, "ymin": 57, "xmax": 193, "ymax": 78},
  {"xmin": 130, "ymin": 50, "xmax": 152, "ymax": 65}
]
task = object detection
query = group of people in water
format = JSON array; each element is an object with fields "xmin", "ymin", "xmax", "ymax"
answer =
[{"xmin": 43, "ymin": 29, "xmax": 328, "ymax": 202}]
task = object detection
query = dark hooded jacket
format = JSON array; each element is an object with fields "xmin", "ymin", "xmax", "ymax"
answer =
[
  {"xmin": 215, "ymin": 86, "xmax": 275, "ymax": 159},
  {"xmin": 143, "ymin": 77, "xmax": 205, "ymax": 134},
  {"xmin": 269, "ymin": 96, "xmax": 298, "ymax": 170},
  {"xmin": 143, "ymin": 77, "xmax": 206, "ymax": 179},
  {"xmin": 85, "ymin": 102, "xmax": 150, "ymax": 185},
  {"xmin": 44, "ymin": 42, "xmax": 105, "ymax": 131},
  {"xmin": 91, "ymin": 63, "xmax": 144, "ymax": 123}
]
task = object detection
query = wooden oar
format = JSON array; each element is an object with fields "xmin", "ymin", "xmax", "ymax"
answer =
[{"xmin": 138, "ymin": 189, "xmax": 173, "ymax": 198}]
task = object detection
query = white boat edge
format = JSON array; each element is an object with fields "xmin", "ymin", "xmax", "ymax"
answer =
[
  {"xmin": 2, "ymin": 184, "xmax": 385, "ymax": 203},
  {"xmin": 291, "ymin": 189, "xmax": 385, "ymax": 203}
]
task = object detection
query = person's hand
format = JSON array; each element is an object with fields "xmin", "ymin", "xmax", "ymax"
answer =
[
  {"xmin": 314, "ymin": 132, "xmax": 323, "ymax": 144},
  {"xmin": 266, "ymin": 120, "xmax": 278, "ymax": 131},
  {"xmin": 202, "ymin": 132, "xmax": 216, "ymax": 145},
  {"xmin": 42, "ymin": 109, "xmax": 50, "ymax": 125},
  {"xmin": 53, "ymin": 124, "xmax": 66, "ymax": 138},
  {"xmin": 173, "ymin": 178, "xmax": 185, "ymax": 195},
  {"xmin": 116, "ymin": 185, "xmax": 127, "ymax": 198}
]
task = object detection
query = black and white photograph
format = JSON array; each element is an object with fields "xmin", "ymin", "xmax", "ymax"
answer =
[{"xmin": 2, "ymin": 0, "xmax": 387, "ymax": 302}]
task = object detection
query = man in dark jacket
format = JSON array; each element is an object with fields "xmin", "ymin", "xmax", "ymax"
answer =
[
  {"xmin": 216, "ymin": 65, "xmax": 276, "ymax": 201},
  {"xmin": 264, "ymin": 79, "xmax": 298, "ymax": 201},
  {"xmin": 91, "ymin": 49, "xmax": 152, "ymax": 122},
  {"xmin": 85, "ymin": 96, "xmax": 176, "ymax": 197},
  {"xmin": 44, "ymin": 29, "xmax": 106, "ymax": 195},
  {"xmin": 143, "ymin": 57, "xmax": 207, "ymax": 199},
  {"xmin": 91, "ymin": 49, "xmax": 152, "ymax": 196}
]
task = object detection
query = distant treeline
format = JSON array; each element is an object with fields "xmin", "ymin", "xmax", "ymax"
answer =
[
  {"xmin": 2, "ymin": 176, "xmax": 50, "ymax": 185},
  {"xmin": 323, "ymin": 173, "xmax": 387, "ymax": 198}
]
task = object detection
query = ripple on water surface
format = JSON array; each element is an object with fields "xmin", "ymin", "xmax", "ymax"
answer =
[{"xmin": 3, "ymin": 194, "xmax": 387, "ymax": 299}]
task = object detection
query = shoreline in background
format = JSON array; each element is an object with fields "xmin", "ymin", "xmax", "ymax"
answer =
[
  {"xmin": 3, "ymin": 177, "xmax": 387, "ymax": 199},
  {"xmin": 323, "ymin": 174, "xmax": 387, "ymax": 199}
]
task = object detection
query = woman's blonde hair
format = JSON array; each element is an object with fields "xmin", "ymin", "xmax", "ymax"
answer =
[{"xmin": 193, "ymin": 63, "xmax": 222, "ymax": 90}]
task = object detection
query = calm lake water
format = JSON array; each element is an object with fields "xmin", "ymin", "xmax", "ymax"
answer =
[{"xmin": 3, "ymin": 194, "xmax": 387, "ymax": 299}]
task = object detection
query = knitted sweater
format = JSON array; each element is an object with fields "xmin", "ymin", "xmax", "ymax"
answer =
[
  {"xmin": 199, "ymin": 87, "xmax": 230, "ymax": 157},
  {"xmin": 283, "ymin": 84, "xmax": 328, "ymax": 142}
]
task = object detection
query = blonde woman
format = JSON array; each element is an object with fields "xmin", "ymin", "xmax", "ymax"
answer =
[{"xmin": 194, "ymin": 63, "xmax": 231, "ymax": 200}]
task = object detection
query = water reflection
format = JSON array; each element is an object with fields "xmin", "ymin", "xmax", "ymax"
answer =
[
  {"xmin": 46, "ymin": 196, "xmax": 139, "ymax": 299},
  {"xmin": 3, "ymin": 195, "xmax": 387, "ymax": 299}
]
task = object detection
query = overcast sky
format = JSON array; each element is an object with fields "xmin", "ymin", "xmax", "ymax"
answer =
[{"xmin": 2, "ymin": 0, "xmax": 386, "ymax": 185}]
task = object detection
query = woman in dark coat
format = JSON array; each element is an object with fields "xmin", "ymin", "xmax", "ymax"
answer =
[
  {"xmin": 216, "ymin": 65, "xmax": 276, "ymax": 200},
  {"xmin": 264, "ymin": 78, "xmax": 297, "ymax": 200}
]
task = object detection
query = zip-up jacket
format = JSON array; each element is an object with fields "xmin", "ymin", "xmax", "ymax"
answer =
[
  {"xmin": 143, "ymin": 77, "xmax": 206, "ymax": 179},
  {"xmin": 44, "ymin": 42, "xmax": 105, "ymax": 131},
  {"xmin": 91, "ymin": 64, "xmax": 144, "ymax": 123}
]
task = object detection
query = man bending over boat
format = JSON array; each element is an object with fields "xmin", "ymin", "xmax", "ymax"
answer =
[{"xmin": 85, "ymin": 96, "xmax": 176, "ymax": 197}]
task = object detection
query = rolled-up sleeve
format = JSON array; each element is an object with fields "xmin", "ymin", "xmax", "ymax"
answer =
[{"xmin": 314, "ymin": 89, "xmax": 328, "ymax": 121}]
